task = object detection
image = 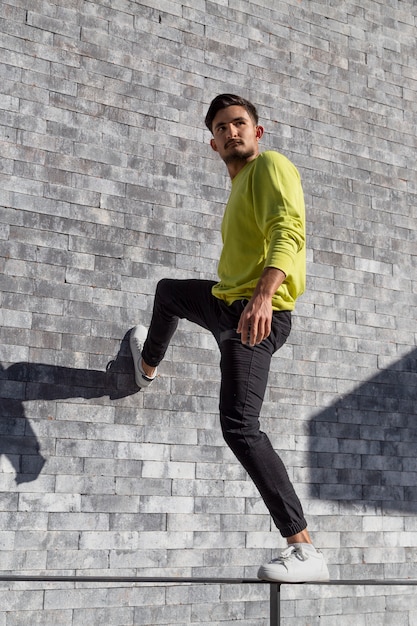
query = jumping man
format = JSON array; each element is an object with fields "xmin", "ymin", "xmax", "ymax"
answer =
[{"xmin": 129, "ymin": 94, "xmax": 329, "ymax": 582}]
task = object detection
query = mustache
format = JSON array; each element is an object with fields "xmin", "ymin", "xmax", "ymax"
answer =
[{"xmin": 225, "ymin": 139, "xmax": 243, "ymax": 149}]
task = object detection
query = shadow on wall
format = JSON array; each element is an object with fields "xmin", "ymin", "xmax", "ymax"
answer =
[
  {"xmin": 308, "ymin": 348, "xmax": 417, "ymax": 514},
  {"xmin": 0, "ymin": 332, "xmax": 137, "ymax": 484},
  {"xmin": 2, "ymin": 328, "xmax": 416, "ymax": 516}
]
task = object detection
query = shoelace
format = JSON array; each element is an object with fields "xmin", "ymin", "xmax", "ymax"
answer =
[{"xmin": 271, "ymin": 544, "xmax": 310, "ymax": 565}]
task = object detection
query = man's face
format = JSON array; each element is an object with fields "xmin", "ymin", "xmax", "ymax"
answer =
[{"xmin": 210, "ymin": 105, "xmax": 263, "ymax": 167}]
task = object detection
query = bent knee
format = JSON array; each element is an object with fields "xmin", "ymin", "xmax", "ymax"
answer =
[{"xmin": 156, "ymin": 277, "xmax": 172, "ymax": 293}]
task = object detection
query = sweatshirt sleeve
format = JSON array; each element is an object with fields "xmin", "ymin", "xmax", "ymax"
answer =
[{"xmin": 252, "ymin": 152, "xmax": 305, "ymax": 277}]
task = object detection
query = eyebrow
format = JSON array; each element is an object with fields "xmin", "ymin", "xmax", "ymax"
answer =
[{"xmin": 214, "ymin": 116, "xmax": 248, "ymax": 131}]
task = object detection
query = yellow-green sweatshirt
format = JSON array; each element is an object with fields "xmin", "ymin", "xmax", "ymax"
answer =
[{"xmin": 212, "ymin": 150, "xmax": 306, "ymax": 311}]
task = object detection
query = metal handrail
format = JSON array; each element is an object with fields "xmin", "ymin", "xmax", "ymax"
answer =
[{"xmin": 1, "ymin": 575, "xmax": 417, "ymax": 626}]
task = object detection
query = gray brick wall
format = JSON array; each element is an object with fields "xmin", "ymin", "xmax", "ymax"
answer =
[{"xmin": 0, "ymin": 0, "xmax": 416, "ymax": 623}]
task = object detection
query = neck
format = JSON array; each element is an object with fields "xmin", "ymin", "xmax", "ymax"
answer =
[{"xmin": 226, "ymin": 152, "xmax": 259, "ymax": 179}]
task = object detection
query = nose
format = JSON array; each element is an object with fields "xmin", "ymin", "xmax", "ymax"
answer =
[{"xmin": 225, "ymin": 123, "xmax": 238, "ymax": 139}]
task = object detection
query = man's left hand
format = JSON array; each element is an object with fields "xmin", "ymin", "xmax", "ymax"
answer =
[
  {"xmin": 236, "ymin": 266, "xmax": 286, "ymax": 346},
  {"xmin": 237, "ymin": 296, "xmax": 273, "ymax": 346}
]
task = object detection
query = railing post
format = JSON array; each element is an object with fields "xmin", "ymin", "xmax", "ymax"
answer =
[{"xmin": 269, "ymin": 583, "xmax": 281, "ymax": 626}]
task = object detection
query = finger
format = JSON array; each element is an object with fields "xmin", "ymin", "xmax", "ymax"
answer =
[
  {"xmin": 261, "ymin": 319, "xmax": 271, "ymax": 342},
  {"xmin": 254, "ymin": 320, "xmax": 265, "ymax": 345},
  {"xmin": 255, "ymin": 318, "xmax": 271, "ymax": 345},
  {"xmin": 245, "ymin": 321, "xmax": 254, "ymax": 345},
  {"xmin": 238, "ymin": 312, "xmax": 252, "ymax": 344},
  {"xmin": 243, "ymin": 319, "xmax": 252, "ymax": 345},
  {"xmin": 249, "ymin": 320, "xmax": 259, "ymax": 346}
]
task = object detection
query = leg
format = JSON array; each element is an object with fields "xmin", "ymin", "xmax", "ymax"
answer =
[
  {"xmin": 219, "ymin": 325, "xmax": 307, "ymax": 537},
  {"xmin": 287, "ymin": 529, "xmax": 312, "ymax": 544},
  {"xmin": 219, "ymin": 313, "xmax": 329, "ymax": 581},
  {"xmin": 141, "ymin": 278, "xmax": 220, "ymax": 367},
  {"xmin": 216, "ymin": 305, "xmax": 329, "ymax": 582}
]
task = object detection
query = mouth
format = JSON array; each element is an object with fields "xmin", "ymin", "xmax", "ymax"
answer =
[{"xmin": 225, "ymin": 139, "xmax": 243, "ymax": 149}]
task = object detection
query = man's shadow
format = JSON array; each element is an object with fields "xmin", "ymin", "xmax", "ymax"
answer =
[
  {"xmin": 0, "ymin": 332, "xmax": 137, "ymax": 484},
  {"xmin": 308, "ymin": 348, "xmax": 417, "ymax": 513}
]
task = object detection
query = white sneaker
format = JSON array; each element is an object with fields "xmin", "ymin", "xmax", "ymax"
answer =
[
  {"xmin": 257, "ymin": 543, "xmax": 329, "ymax": 583},
  {"xmin": 129, "ymin": 325, "xmax": 157, "ymax": 388}
]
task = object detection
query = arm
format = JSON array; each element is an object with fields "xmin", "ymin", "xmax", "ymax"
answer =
[
  {"xmin": 237, "ymin": 266, "xmax": 286, "ymax": 346},
  {"xmin": 237, "ymin": 154, "xmax": 305, "ymax": 346}
]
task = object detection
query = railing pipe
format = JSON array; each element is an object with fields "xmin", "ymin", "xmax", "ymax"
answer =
[{"xmin": 1, "ymin": 576, "xmax": 417, "ymax": 625}]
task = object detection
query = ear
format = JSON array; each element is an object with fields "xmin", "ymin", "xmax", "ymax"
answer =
[
  {"xmin": 210, "ymin": 138, "xmax": 218, "ymax": 152},
  {"xmin": 256, "ymin": 125, "xmax": 264, "ymax": 140}
]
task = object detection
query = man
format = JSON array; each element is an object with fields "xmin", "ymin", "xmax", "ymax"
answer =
[{"xmin": 129, "ymin": 94, "xmax": 329, "ymax": 582}]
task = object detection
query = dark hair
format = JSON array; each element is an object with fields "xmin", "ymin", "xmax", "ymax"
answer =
[{"xmin": 204, "ymin": 94, "xmax": 259, "ymax": 132}]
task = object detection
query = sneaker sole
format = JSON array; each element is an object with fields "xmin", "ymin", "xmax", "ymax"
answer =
[
  {"xmin": 257, "ymin": 564, "xmax": 330, "ymax": 583},
  {"xmin": 129, "ymin": 326, "xmax": 156, "ymax": 388}
]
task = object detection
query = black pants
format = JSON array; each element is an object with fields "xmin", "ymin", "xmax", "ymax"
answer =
[{"xmin": 142, "ymin": 278, "xmax": 307, "ymax": 537}]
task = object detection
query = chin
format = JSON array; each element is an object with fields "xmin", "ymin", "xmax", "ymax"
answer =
[{"xmin": 224, "ymin": 150, "xmax": 255, "ymax": 164}]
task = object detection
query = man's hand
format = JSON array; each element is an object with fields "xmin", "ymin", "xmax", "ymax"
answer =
[
  {"xmin": 237, "ymin": 267, "xmax": 286, "ymax": 346},
  {"xmin": 237, "ymin": 296, "xmax": 273, "ymax": 346}
]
